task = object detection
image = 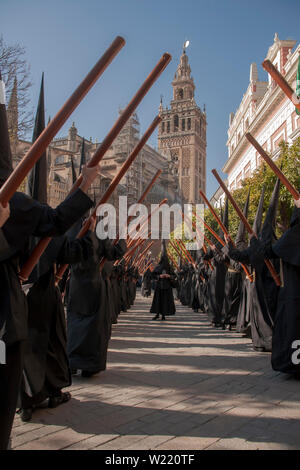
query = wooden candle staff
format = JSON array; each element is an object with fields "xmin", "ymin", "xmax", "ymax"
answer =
[
  {"xmin": 211, "ymin": 170, "xmax": 281, "ymax": 286},
  {"xmin": 199, "ymin": 189, "xmax": 253, "ymax": 282},
  {"xmin": 262, "ymin": 59, "xmax": 300, "ymax": 114},
  {"xmin": 20, "ymin": 51, "xmax": 171, "ymax": 281},
  {"xmin": 0, "ymin": 36, "xmax": 125, "ymax": 204},
  {"xmin": 245, "ymin": 133, "xmax": 299, "ymax": 200}
]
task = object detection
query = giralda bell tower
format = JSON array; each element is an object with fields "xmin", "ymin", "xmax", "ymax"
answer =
[{"xmin": 158, "ymin": 44, "xmax": 207, "ymax": 203}]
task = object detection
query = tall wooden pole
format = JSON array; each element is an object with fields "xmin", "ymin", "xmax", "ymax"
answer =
[
  {"xmin": 245, "ymin": 132, "xmax": 299, "ymax": 200},
  {"xmin": 0, "ymin": 36, "xmax": 126, "ymax": 204},
  {"xmin": 211, "ymin": 170, "xmax": 281, "ymax": 286},
  {"xmin": 262, "ymin": 59, "xmax": 300, "ymax": 114},
  {"xmin": 19, "ymin": 53, "xmax": 171, "ymax": 281}
]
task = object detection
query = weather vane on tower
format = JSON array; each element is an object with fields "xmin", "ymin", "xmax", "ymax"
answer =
[{"xmin": 183, "ymin": 40, "xmax": 190, "ymax": 53}]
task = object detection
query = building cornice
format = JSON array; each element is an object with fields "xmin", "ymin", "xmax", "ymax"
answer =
[{"xmin": 223, "ymin": 51, "xmax": 298, "ymax": 174}]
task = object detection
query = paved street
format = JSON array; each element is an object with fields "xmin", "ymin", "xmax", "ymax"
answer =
[{"xmin": 12, "ymin": 291, "xmax": 300, "ymax": 450}]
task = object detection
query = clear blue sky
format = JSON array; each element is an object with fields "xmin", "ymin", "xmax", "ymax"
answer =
[{"xmin": 2, "ymin": 0, "xmax": 300, "ymax": 197}]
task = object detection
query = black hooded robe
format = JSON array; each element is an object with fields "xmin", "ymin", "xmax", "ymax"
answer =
[
  {"xmin": 0, "ymin": 189, "xmax": 93, "ymax": 450},
  {"xmin": 228, "ymin": 238, "xmax": 279, "ymax": 351},
  {"xmin": 264, "ymin": 208, "xmax": 300, "ymax": 374},
  {"xmin": 67, "ymin": 236, "xmax": 125, "ymax": 373},
  {"xmin": 150, "ymin": 259, "xmax": 176, "ymax": 317},
  {"xmin": 21, "ymin": 232, "xmax": 94, "ymax": 410},
  {"xmin": 204, "ymin": 248, "xmax": 227, "ymax": 326}
]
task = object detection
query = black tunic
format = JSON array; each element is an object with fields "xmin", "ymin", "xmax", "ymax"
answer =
[
  {"xmin": 150, "ymin": 264, "xmax": 176, "ymax": 316},
  {"xmin": 228, "ymin": 238, "xmax": 279, "ymax": 351},
  {"xmin": 67, "ymin": 236, "xmax": 125, "ymax": 372},
  {"xmin": 0, "ymin": 189, "xmax": 93, "ymax": 347},
  {"xmin": 21, "ymin": 233, "xmax": 94, "ymax": 408},
  {"xmin": 265, "ymin": 208, "xmax": 300, "ymax": 373}
]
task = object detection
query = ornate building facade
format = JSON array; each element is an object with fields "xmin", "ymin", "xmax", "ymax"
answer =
[
  {"xmin": 158, "ymin": 46, "xmax": 207, "ymax": 204},
  {"xmin": 212, "ymin": 34, "xmax": 300, "ymax": 207}
]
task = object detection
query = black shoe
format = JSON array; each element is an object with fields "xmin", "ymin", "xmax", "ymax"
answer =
[
  {"xmin": 253, "ymin": 346, "xmax": 265, "ymax": 352},
  {"xmin": 48, "ymin": 392, "xmax": 72, "ymax": 408},
  {"xmin": 20, "ymin": 408, "xmax": 33, "ymax": 422},
  {"xmin": 152, "ymin": 315, "xmax": 159, "ymax": 320},
  {"xmin": 81, "ymin": 370, "xmax": 99, "ymax": 378},
  {"xmin": 161, "ymin": 316, "xmax": 166, "ymax": 321}
]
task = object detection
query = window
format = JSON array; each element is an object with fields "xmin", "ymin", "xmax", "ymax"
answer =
[
  {"xmin": 174, "ymin": 115, "xmax": 179, "ymax": 130},
  {"xmin": 161, "ymin": 122, "xmax": 165, "ymax": 133},
  {"xmin": 182, "ymin": 119, "xmax": 185, "ymax": 131},
  {"xmin": 236, "ymin": 171, "xmax": 242, "ymax": 188},
  {"xmin": 177, "ymin": 88, "xmax": 183, "ymax": 100},
  {"xmin": 244, "ymin": 162, "xmax": 251, "ymax": 179},
  {"xmin": 167, "ymin": 121, "xmax": 170, "ymax": 133},
  {"xmin": 187, "ymin": 118, "xmax": 191, "ymax": 130}
]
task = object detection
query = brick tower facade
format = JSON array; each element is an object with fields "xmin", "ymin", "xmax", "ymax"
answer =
[{"xmin": 158, "ymin": 46, "xmax": 207, "ymax": 203}]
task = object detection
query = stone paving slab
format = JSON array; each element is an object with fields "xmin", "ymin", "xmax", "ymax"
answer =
[{"xmin": 11, "ymin": 291, "xmax": 300, "ymax": 450}]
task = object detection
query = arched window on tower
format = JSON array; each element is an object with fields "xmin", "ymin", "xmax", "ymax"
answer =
[
  {"xmin": 182, "ymin": 119, "xmax": 185, "ymax": 131},
  {"xmin": 187, "ymin": 118, "xmax": 191, "ymax": 130},
  {"xmin": 167, "ymin": 121, "xmax": 170, "ymax": 133},
  {"xmin": 161, "ymin": 122, "xmax": 165, "ymax": 133},
  {"xmin": 177, "ymin": 88, "xmax": 183, "ymax": 100},
  {"xmin": 174, "ymin": 115, "xmax": 179, "ymax": 130}
]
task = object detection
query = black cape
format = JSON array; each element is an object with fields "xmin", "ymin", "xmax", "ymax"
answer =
[
  {"xmin": 150, "ymin": 263, "xmax": 176, "ymax": 316},
  {"xmin": 67, "ymin": 235, "xmax": 125, "ymax": 372}
]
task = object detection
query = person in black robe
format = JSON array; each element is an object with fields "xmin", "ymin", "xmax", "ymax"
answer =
[
  {"xmin": 150, "ymin": 244, "xmax": 176, "ymax": 320},
  {"xmin": 225, "ymin": 180, "xmax": 280, "ymax": 351},
  {"xmin": 142, "ymin": 267, "xmax": 152, "ymax": 297},
  {"xmin": 0, "ymin": 169, "xmax": 98, "ymax": 450},
  {"xmin": 261, "ymin": 198, "xmax": 300, "ymax": 375},
  {"xmin": 110, "ymin": 264, "xmax": 122, "ymax": 320},
  {"xmin": 19, "ymin": 226, "xmax": 95, "ymax": 422},
  {"xmin": 204, "ymin": 245, "xmax": 227, "ymax": 327},
  {"xmin": 66, "ymin": 234, "xmax": 126, "ymax": 377},
  {"xmin": 102, "ymin": 260, "xmax": 118, "ymax": 325}
]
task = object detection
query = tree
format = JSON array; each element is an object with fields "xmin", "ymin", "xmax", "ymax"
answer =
[
  {"xmin": 169, "ymin": 137, "xmax": 300, "ymax": 252},
  {"xmin": 211, "ymin": 137, "xmax": 300, "ymax": 244},
  {"xmin": 0, "ymin": 35, "xmax": 33, "ymax": 138}
]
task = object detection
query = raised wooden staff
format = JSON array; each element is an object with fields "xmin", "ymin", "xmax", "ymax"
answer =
[
  {"xmin": 54, "ymin": 114, "xmax": 160, "ymax": 281},
  {"xmin": 20, "ymin": 52, "xmax": 171, "ymax": 281},
  {"xmin": 177, "ymin": 239, "xmax": 196, "ymax": 267},
  {"xmin": 123, "ymin": 238, "xmax": 145, "ymax": 264},
  {"xmin": 169, "ymin": 239, "xmax": 189, "ymax": 265},
  {"xmin": 211, "ymin": 170, "xmax": 281, "ymax": 286},
  {"xmin": 172, "ymin": 238, "xmax": 195, "ymax": 267},
  {"xmin": 245, "ymin": 132, "xmax": 299, "ymax": 200},
  {"xmin": 262, "ymin": 59, "xmax": 300, "ymax": 114},
  {"xmin": 126, "ymin": 198, "xmax": 168, "ymax": 248},
  {"xmin": 77, "ymin": 116, "xmax": 161, "ymax": 240},
  {"xmin": 0, "ymin": 36, "xmax": 125, "ymax": 204},
  {"xmin": 102, "ymin": 169, "xmax": 162, "ymax": 270},
  {"xmin": 116, "ymin": 169, "xmax": 162, "ymax": 243},
  {"xmin": 167, "ymin": 250, "xmax": 179, "ymax": 270},
  {"xmin": 134, "ymin": 241, "xmax": 154, "ymax": 267},
  {"xmin": 194, "ymin": 213, "xmax": 225, "ymax": 247},
  {"xmin": 116, "ymin": 197, "xmax": 167, "ymax": 267},
  {"xmin": 135, "ymin": 241, "xmax": 155, "ymax": 270},
  {"xmin": 141, "ymin": 261, "xmax": 153, "ymax": 275},
  {"xmin": 199, "ymin": 189, "xmax": 253, "ymax": 282}
]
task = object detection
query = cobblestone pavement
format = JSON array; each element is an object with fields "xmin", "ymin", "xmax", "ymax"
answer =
[{"xmin": 12, "ymin": 291, "xmax": 300, "ymax": 450}]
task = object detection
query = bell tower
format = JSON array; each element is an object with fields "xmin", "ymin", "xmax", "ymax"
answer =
[{"xmin": 158, "ymin": 44, "xmax": 206, "ymax": 203}]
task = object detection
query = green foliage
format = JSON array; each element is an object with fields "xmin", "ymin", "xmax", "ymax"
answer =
[
  {"xmin": 169, "ymin": 137, "xmax": 300, "ymax": 251},
  {"xmin": 218, "ymin": 137, "xmax": 300, "ymax": 241}
]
